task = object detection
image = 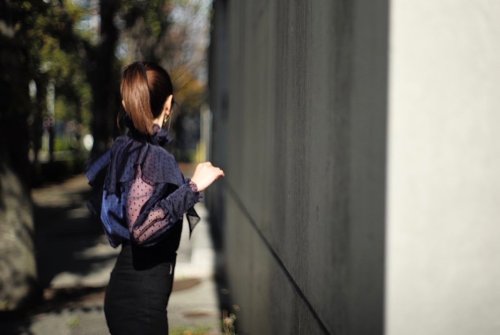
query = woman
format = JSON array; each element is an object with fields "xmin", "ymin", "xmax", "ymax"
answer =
[{"xmin": 86, "ymin": 61, "xmax": 224, "ymax": 334}]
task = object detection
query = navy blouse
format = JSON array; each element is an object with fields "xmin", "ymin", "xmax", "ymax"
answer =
[{"xmin": 86, "ymin": 124, "xmax": 200, "ymax": 248}]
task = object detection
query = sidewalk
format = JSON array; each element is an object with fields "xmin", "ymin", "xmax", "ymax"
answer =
[{"xmin": 0, "ymin": 174, "xmax": 220, "ymax": 335}]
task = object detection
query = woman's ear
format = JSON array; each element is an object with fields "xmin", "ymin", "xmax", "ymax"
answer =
[{"xmin": 163, "ymin": 95, "xmax": 173, "ymax": 116}]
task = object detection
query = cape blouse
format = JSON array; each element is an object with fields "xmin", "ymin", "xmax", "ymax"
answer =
[{"xmin": 86, "ymin": 124, "xmax": 200, "ymax": 248}]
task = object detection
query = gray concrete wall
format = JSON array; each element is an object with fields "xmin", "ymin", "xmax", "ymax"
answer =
[{"xmin": 210, "ymin": 1, "xmax": 388, "ymax": 333}]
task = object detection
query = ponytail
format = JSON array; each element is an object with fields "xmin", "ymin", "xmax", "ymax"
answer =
[{"xmin": 120, "ymin": 62, "xmax": 173, "ymax": 135}]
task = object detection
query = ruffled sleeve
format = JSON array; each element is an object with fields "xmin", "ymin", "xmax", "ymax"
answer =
[{"xmin": 126, "ymin": 165, "xmax": 200, "ymax": 245}]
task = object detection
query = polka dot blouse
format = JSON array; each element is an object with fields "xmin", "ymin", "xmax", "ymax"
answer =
[{"xmin": 127, "ymin": 166, "xmax": 199, "ymax": 245}]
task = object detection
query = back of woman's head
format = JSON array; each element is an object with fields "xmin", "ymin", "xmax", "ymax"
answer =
[{"xmin": 120, "ymin": 61, "xmax": 173, "ymax": 135}]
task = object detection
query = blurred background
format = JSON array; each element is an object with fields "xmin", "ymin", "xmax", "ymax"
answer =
[
  {"xmin": 2, "ymin": 1, "xmax": 500, "ymax": 335},
  {"xmin": 0, "ymin": 0, "xmax": 218, "ymax": 334}
]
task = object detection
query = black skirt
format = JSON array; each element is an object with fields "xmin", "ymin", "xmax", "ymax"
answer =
[{"xmin": 104, "ymin": 242, "xmax": 177, "ymax": 334}]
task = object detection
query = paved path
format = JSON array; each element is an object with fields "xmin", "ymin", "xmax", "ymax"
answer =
[{"xmin": 0, "ymin": 174, "xmax": 220, "ymax": 335}]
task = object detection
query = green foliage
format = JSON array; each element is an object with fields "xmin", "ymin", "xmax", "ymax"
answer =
[
  {"xmin": 120, "ymin": 0, "xmax": 173, "ymax": 63},
  {"xmin": 1, "ymin": 0, "xmax": 209, "ymax": 168},
  {"xmin": 35, "ymin": 1, "xmax": 92, "ymax": 128}
]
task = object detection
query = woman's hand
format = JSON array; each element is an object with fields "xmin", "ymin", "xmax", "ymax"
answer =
[{"xmin": 190, "ymin": 162, "xmax": 225, "ymax": 192}]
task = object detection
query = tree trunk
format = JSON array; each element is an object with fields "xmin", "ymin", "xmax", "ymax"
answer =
[
  {"xmin": 0, "ymin": 161, "xmax": 36, "ymax": 311},
  {"xmin": 89, "ymin": 0, "xmax": 122, "ymax": 158},
  {"xmin": 0, "ymin": 2, "xmax": 39, "ymax": 311}
]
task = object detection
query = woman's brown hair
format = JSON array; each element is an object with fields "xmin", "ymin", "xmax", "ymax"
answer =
[{"xmin": 120, "ymin": 61, "xmax": 173, "ymax": 135}]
